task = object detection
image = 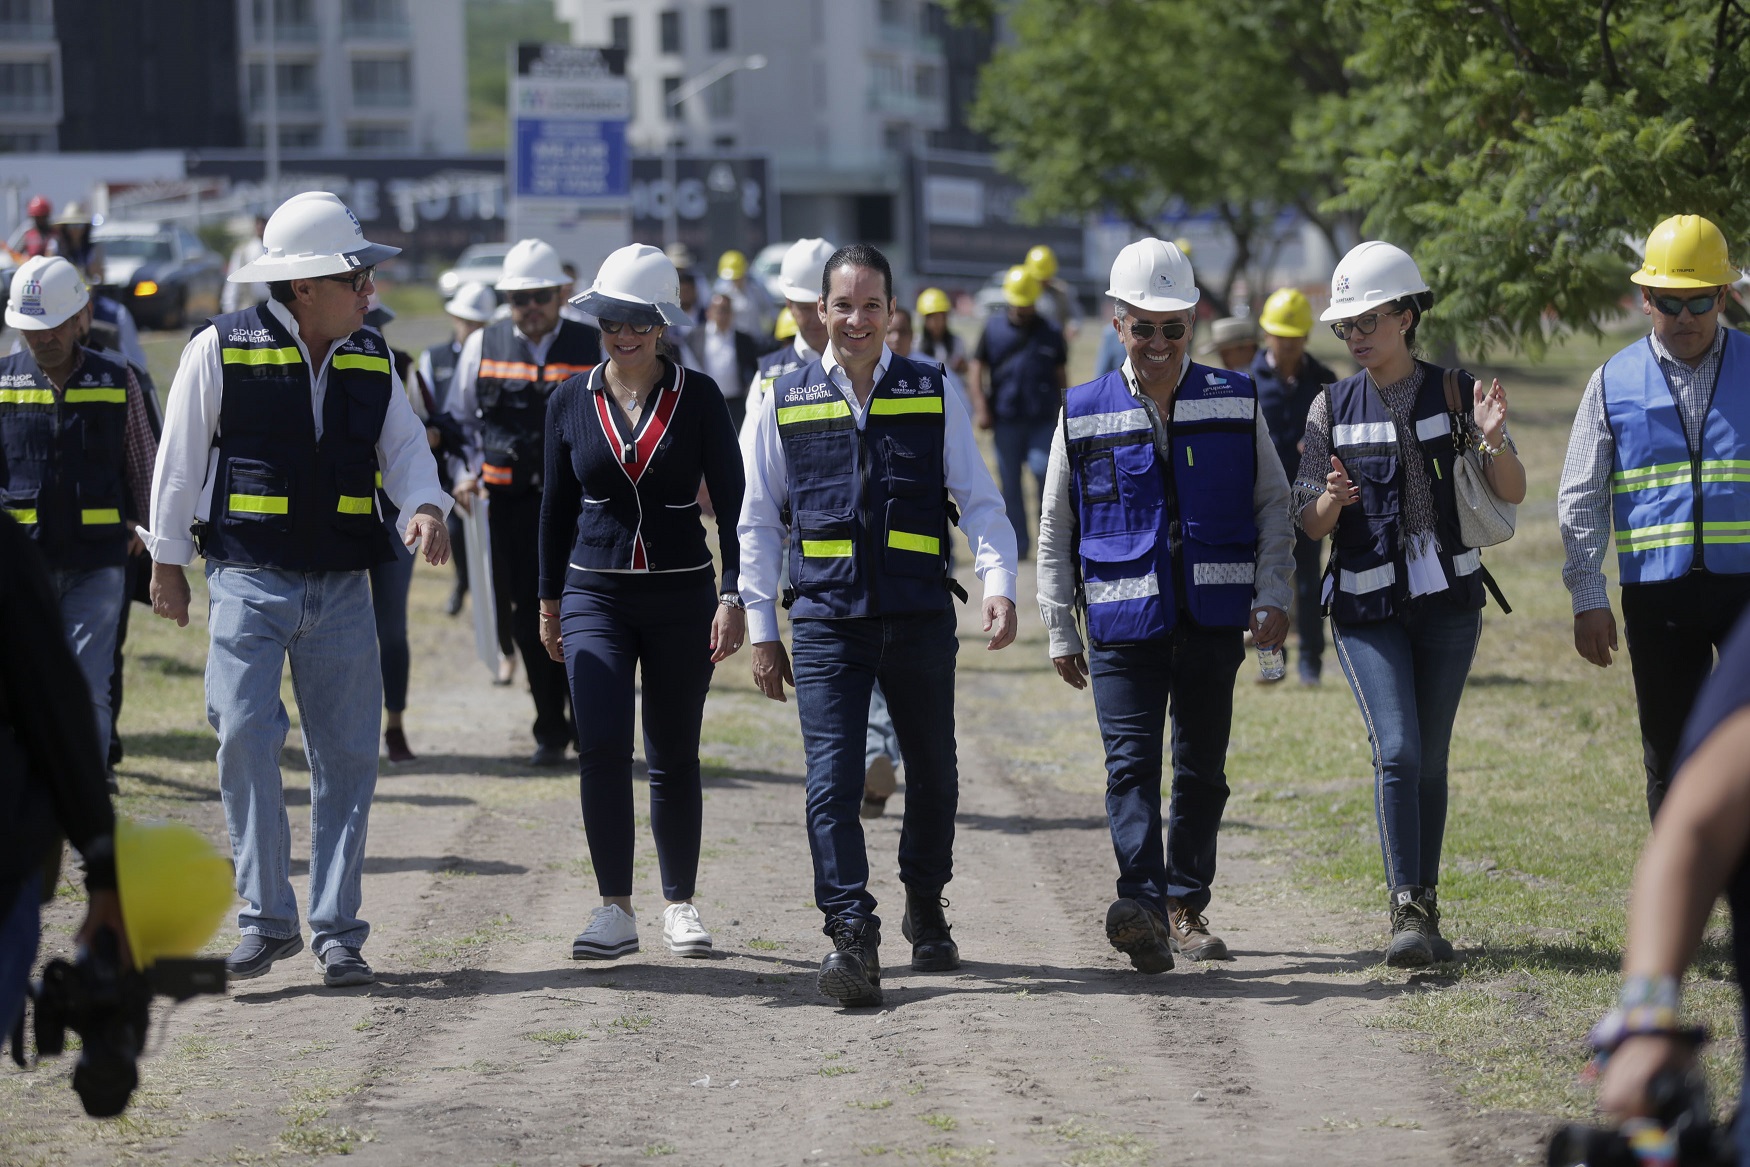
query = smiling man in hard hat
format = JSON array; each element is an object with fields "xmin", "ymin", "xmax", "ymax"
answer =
[
  {"xmin": 145, "ymin": 191, "xmax": 453, "ymax": 988},
  {"xmin": 741, "ymin": 238, "xmax": 836, "ymax": 440},
  {"xmin": 447, "ymin": 238, "xmax": 602, "ymax": 767},
  {"xmin": 1036, "ymin": 238, "xmax": 1294, "ymax": 972},
  {"xmin": 1560, "ymin": 213, "xmax": 1750, "ymax": 820}
]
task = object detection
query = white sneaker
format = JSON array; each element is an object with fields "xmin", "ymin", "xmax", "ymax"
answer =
[
  {"xmin": 572, "ymin": 904, "xmax": 638, "ymax": 960},
  {"xmin": 661, "ymin": 902, "xmax": 713, "ymax": 957}
]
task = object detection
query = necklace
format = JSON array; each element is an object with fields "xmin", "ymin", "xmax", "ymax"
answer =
[{"xmin": 606, "ymin": 367, "xmax": 655, "ymax": 415}]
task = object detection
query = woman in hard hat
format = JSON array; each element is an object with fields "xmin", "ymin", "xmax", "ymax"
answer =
[
  {"xmin": 538, "ymin": 243, "xmax": 746, "ymax": 962},
  {"xmin": 52, "ymin": 202, "xmax": 103, "ymax": 284},
  {"xmin": 1295, "ymin": 241, "xmax": 1525, "ymax": 969},
  {"xmin": 914, "ymin": 287, "xmax": 967, "ymax": 377},
  {"xmin": 715, "ymin": 248, "xmax": 776, "ymax": 338}
]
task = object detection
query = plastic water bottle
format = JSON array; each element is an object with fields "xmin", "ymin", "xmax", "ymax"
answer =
[{"xmin": 1255, "ymin": 610, "xmax": 1285, "ymax": 681}]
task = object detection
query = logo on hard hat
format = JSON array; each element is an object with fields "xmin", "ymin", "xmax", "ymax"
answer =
[
  {"xmin": 345, "ymin": 207, "xmax": 362, "ymax": 233},
  {"xmin": 1335, "ymin": 274, "xmax": 1351, "ymax": 298},
  {"xmin": 1154, "ymin": 273, "xmax": 1174, "ymax": 290}
]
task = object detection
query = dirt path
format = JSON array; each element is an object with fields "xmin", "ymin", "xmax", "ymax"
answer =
[{"xmin": 8, "ymin": 559, "xmax": 1551, "ymax": 1166}]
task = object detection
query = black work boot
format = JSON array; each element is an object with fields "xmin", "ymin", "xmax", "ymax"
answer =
[
  {"xmin": 1385, "ymin": 886, "xmax": 1433, "ymax": 968},
  {"xmin": 901, "ymin": 885, "xmax": 960, "ymax": 972},
  {"xmin": 1105, "ymin": 898, "xmax": 1175, "ymax": 974},
  {"xmin": 1417, "ymin": 887, "xmax": 1455, "ymax": 963},
  {"xmin": 818, "ymin": 917, "xmax": 883, "ymax": 1007}
]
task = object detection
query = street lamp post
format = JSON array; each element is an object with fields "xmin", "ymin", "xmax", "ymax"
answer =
[{"xmin": 662, "ymin": 53, "xmax": 767, "ymax": 251}]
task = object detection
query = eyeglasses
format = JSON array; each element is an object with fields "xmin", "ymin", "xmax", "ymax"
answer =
[
  {"xmin": 598, "ymin": 318, "xmax": 659, "ymax": 335},
  {"xmin": 320, "ymin": 266, "xmax": 375, "ymax": 293},
  {"xmin": 509, "ymin": 289, "xmax": 556, "ymax": 308},
  {"xmin": 1651, "ymin": 292, "xmax": 1720, "ymax": 317},
  {"xmin": 1329, "ymin": 309, "xmax": 1402, "ymax": 341},
  {"xmin": 1124, "ymin": 320, "xmax": 1187, "ymax": 343}
]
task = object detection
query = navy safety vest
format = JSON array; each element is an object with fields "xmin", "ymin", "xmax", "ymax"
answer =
[
  {"xmin": 753, "ymin": 342, "xmax": 811, "ymax": 400},
  {"xmin": 198, "ymin": 306, "xmax": 395, "ymax": 572},
  {"xmin": 775, "ymin": 355, "xmax": 954, "ymax": 620},
  {"xmin": 1602, "ymin": 330, "xmax": 1750, "ymax": 582},
  {"xmin": 1065, "ymin": 366, "xmax": 1258, "ymax": 644},
  {"xmin": 0, "ymin": 346, "xmax": 131, "ymax": 570},
  {"xmin": 1325, "ymin": 364, "xmax": 1484, "ymax": 623},
  {"xmin": 474, "ymin": 317, "xmax": 599, "ymax": 495},
  {"xmin": 422, "ymin": 340, "xmax": 461, "ymax": 412}
]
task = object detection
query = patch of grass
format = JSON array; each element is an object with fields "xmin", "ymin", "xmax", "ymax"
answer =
[
  {"xmin": 819, "ymin": 1064, "xmax": 858, "ymax": 1077},
  {"xmin": 411, "ymin": 912, "xmax": 515, "ymax": 967},
  {"xmin": 920, "ymin": 1113, "xmax": 957, "ymax": 1132},
  {"xmin": 610, "ymin": 1013, "xmax": 654, "ymax": 1034},
  {"xmin": 920, "ymin": 1148, "xmax": 993, "ymax": 1166},
  {"xmin": 640, "ymin": 1142, "xmax": 677, "ymax": 1157},
  {"xmin": 849, "ymin": 1098, "xmax": 894, "ymax": 1110},
  {"xmin": 353, "ymin": 1017, "xmax": 374, "ymax": 1032},
  {"xmin": 523, "ymin": 1028, "xmax": 586, "ymax": 1047},
  {"xmin": 1048, "ymin": 1119, "xmax": 1154, "ymax": 1167},
  {"xmin": 746, "ymin": 937, "xmax": 783, "ymax": 951}
]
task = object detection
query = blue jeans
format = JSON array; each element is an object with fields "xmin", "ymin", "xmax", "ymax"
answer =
[
  {"xmin": 865, "ymin": 683, "xmax": 900, "ymax": 772},
  {"xmin": 1089, "ymin": 624, "xmax": 1245, "ymax": 915},
  {"xmin": 992, "ymin": 419, "xmax": 1055, "ymax": 558},
  {"xmin": 206, "ymin": 563, "xmax": 381, "ymax": 955},
  {"xmin": 0, "ymin": 873, "xmax": 41, "ymax": 1045},
  {"xmin": 1331, "ymin": 599, "xmax": 1482, "ymax": 891},
  {"xmin": 790, "ymin": 610, "xmax": 960, "ymax": 932},
  {"xmin": 48, "ymin": 565, "xmax": 126, "ymax": 762},
  {"xmin": 369, "ymin": 532, "xmax": 414, "ymax": 713}
]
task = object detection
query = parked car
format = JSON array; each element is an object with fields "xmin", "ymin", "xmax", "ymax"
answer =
[
  {"xmin": 92, "ymin": 221, "xmax": 225, "ymax": 330},
  {"xmin": 436, "ymin": 242, "xmax": 512, "ymax": 298}
]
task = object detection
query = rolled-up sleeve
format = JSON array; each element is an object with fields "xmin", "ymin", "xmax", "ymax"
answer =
[
  {"xmin": 445, "ymin": 328, "xmax": 485, "ymax": 482},
  {"xmin": 1250, "ymin": 410, "xmax": 1295, "ymax": 612},
  {"xmin": 736, "ymin": 386, "xmax": 789, "ymax": 644},
  {"xmin": 1558, "ymin": 367, "xmax": 1616, "ymax": 615},
  {"xmin": 942, "ymin": 384, "xmax": 1018, "ymax": 603},
  {"xmin": 378, "ymin": 365, "xmax": 451, "ymax": 537},
  {"xmin": 1035, "ymin": 419, "xmax": 1082, "ymax": 657},
  {"xmin": 144, "ymin": 328, "xmax": 224, "ymax": 565}
]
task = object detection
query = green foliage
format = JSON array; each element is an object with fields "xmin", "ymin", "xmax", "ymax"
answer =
[{"xmin": 465, "ymin": 0, "xmax": 573, "ymax": 153}]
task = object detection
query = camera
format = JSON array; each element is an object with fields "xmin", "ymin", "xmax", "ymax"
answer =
[
  {"xmin": 1548, "ymin": 1070, "xmax": 1737, "ymax": 1167},
  {"xmin": 8, "ymin": 926, "xmax": 226, "ymax": 1117}
]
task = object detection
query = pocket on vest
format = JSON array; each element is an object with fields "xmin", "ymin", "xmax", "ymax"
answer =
[
  {"xmin": 224, "ymin": 458, "xmax": 291, "ymax": 531},
  {"xmin": 1351, "ymin": 455, "xmax": 1401, "ymax": 519},
  {"xmin": 883, "ymin": 497, "xmax": 944, "ymax": 579},
  {"xmin": 1078, "ymin": 449, "xmax": 1117, "ymax": 504},
  {"xmin": 880, "ymin": 436, "xmax": 941, "ymax": 498},
  {"xmin": 331, "ymin": 462, "xmax": 380, "ymax": 533},
  {"xmin": 0, "ymin": 486, "xmax": 39, "ymax": 527},
  {"xmin": 343, "ymin": 382, "xmax": 387, "ymax": 442},
  {"xmin": 795, "ymin": 508, "xmax": 859, "ymax": 589},
  {"xmin": 1078, "ymin": 529, "xmax": 1168, "ymax": 643}
]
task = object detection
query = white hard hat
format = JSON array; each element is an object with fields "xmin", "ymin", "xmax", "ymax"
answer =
[
  {"xmin": 570, "ymin": 243, "xmax": 687, "ymax": 327},
  {"xmin": 1106, "ymin": 238, "xmax": 1199, "ymax": 313},
  {"xmin": 779, "ymin": 237, "xmax": 836, "ymax": 303},
  {"xmin": 444, "ymin": 280, "xmax": 497, "ymax": 322},
  {"xmin": 228, "ymin": 191, "xmax": 399, "ymax": 283},
  {"xmin": 1320, "ymin": 240, "xmax": 1430, "ymax": 322},
  {"xmin": 495, "ymin": 238, "xmax": 567, "ymax": 291},
  {"xmin": 6, "ymin": 255, "xmax": 89, "ymax": 331}
]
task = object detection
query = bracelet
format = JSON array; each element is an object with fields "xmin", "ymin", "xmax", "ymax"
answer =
[
  {"xmin": 1475, "ymin": 433, "xmax": 1506, "ymax": 457},
  {"xmin": 718, "ymin": 592, "xmax": 745, "ymax": 609},
  {"xmin": 1587, "ymin": 975, "xmax": 1708, "ymax": 1054},
  {"xmin": 539, "ymin": 609, "xmax": 560, "ymax": 621}
]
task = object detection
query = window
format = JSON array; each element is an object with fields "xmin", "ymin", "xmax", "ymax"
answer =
[
  {"xmin": 0, "ymin": 130, "xmax": 54, "ymax": 152},
  {"xmin": 252, "ymin": 0, "xmax": 317, "ymax": 39},
  {"xmin": 351, "ymin": 56, "xmax": 412, "ymax": 108},
  {"xmin": 914, "ymin": 63, "xmax": 939, "ymax": 99},
  {"xmin": 0, "ymin": 0, "xmax": 52, "ymax": 37},
  {"xmin": 872, "ymin": 56, "xmax": 903, "ymax": 95},
  {"xmin": 883, "ymin": 123, "xmax": 909, "ymax": 153},
  {"xmin": 705, "ymin": 73, "xmax": 733, "ymax": 118},
  {"xmin": 248, "ymin": 123, "xmax": 321, "ymax": 149},
  {"xmin": 877, "ymin": 0, "xmax": 905, "ymax": 26},
  {"xmin": 707, "ymin": 5, "xmax": 731, "ymax": 52},
  {"xmin": 659, "ymin": 9, "xmax": 681, "ymax": 54},
  {"xmin": 342, "ymin": 0, "xmax": 409, "ymax": 36},
  {"xmin": 662, "ymin": 76, "xmax": 682, "ymax": 119},
  {"xmin": 713, "ymin": 134, "xmax": 736, "ymax": 149},
  {"xmin": 609, "ymin": 14, "xmax": 630, "ymax": 50},
  {"xmin": 248, "ymin": 61, "xmax": 319, "ymax": 112},
  {"xmin": 348, "ymin": 124, "xmax": 411, "ymax": 150},
  {"xmin": 0, "ymin": 60, "xmax": 53, "ymax": 114}
]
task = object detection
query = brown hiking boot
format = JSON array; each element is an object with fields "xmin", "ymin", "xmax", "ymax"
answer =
[{"xmin": 1166, "ymin": 899, "xmax": 1231, "ymax": 961}]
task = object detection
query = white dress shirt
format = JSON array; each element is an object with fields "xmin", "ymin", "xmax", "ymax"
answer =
[
  {"xmin": 701, "ymin": 323, "xmax": 742, "ymax": 398},
  {"xmin": 144, "ymin": 299, "xmax": 451, "ymax": 566},
  {"xmin": 737, "ymin": 342, "xmax": 1018, "ymax": 644},
  {"xmin": 444, "ymin": 323, "xmax": 563, "ymax": 483}
]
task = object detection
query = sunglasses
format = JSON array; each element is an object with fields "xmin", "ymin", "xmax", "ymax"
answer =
[
  {"xmin": 1651, "ymin": 292, "xmax": 1720, "ymax": 317},
  {"xmin": 320, "ymin": 266, "xmax": 375, "ymax": 293},
  {"xmin": 1329, "ymin": 308, "xmax": 1403, "ymax": 341},
  {"xmin": 1125, "ymin": 320, "xmax": 1187, "ymax": 342},
  {"xmin": 509, "ymin": 289, "xmax": 557, "ymax": 308},
  {"xmin": 598, "ymin": 318, "xmax": 660, "ymax": 335}
]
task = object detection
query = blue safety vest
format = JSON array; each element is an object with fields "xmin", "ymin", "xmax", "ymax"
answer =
[
  {"xmin": 1065, "ymin": 365, "xmax": 1257, "ymax": 644},
  {"xmin": 198, "ymin": 306, "xmax": 395, "ymax": 572},
  {"xmin": 1602, "ymin": 330, "xmax": 1750, "ymax": 582},
  {"xmin": 0, "ymin": 346, "xmax": 131, "ymax": 570},
  {"xmin": 754, "ymin": 342, "xmax": 811, "ymax": 399},
  {"xmin": 1325, "ymin": 364, "xmax": 1484, "ymax": 624},
  {"xmin": 774, "ymin": 355, "xmax": 954, "ymax": 620}
]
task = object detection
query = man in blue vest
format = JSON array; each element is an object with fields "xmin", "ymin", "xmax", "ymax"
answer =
[
  {"xmin": 739, "ymin": 244, "xmax": 1019, "ymax": 1008},
  {"xmin": 1560, "ymin": 214, "xmax": 1750, "ymax": 819},
  {"xmin": 1037, "ymin": 238, "xmax": 1295, "ymax": 972},
  {"xmin": 146, "ymin": 192, "xmax": 452, "ymax": 988},
  {"xmin": 3, "ymin": 256, "xmax": 158, "ymax": 783}
]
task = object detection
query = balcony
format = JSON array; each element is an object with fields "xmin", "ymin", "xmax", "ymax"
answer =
[
  {"xmin": 342, "ymin": 17, "xmax": 410, "ymax": 40},
  {"xmin": 867, "ymin": 88, "xmax": 944, "ymax": 122},
  {"xmin": 251, "ymin": 20, "xmax": 319, "ymax": 43},
  {"xmin": 0, "ymin": 20, "xmax": 54, "ymax": 41},
  {"xmin": 352, "ymin": 89, "xmax": 412, "ymax": 110},
  {"xmin": 248, "ymin": 89, "xmax": 321, "ymax": 114}
]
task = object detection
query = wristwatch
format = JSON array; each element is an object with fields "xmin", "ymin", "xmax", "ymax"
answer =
[{"xmin": 718, "ymin": 591, "xmax": 745, "ymax": 609}]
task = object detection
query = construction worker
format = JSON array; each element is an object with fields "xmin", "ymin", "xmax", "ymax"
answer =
[
  {"xmin": 742, "ymin": 238, "xmax": 835, "ymax": 440},
  {"xmin": 145, "ymin": 191, "xmax": 452, "ymax": 987},
  {"xmin": 914, "ymin": 287, "xmax": 967, "ymax": 377},
  {"xmin": 1024, "ymin": 244, "xmax": 1081, "ymax": 341},
  {"xmin": 683, "ymin": 290, "xmax": 763, "ymax": 433},
  {"xmin": 3, "ymin": 257, "xmax": 157, "ymax": 784},
  {"xmin": 17, "ymin": 196, "xmax": 58, "ymax": 259},
  {"xmin": 716, "ymin": 248, "xmax": 776, "ymax": 338},
  {"xmin": 447, "ymin": 238, "xmax": 602, "ymax": 766},
  {"xmin": 1204, "ymin": 316, "xmax": 1258, "ymax": 372},
  {"xmin": 967, "ymin": 265, "xmax": 1068, "ymax": 559},
  {"xmin": 52, "ymin": 202, "xmax": 102, "ymax": 284},
  {"xmin": 221, "ymin": 214, "xmax": 270, "ymax": 314},
  {"xmin": 1252, "ymin": 287, "xmax": 1338, "ymax": 685},
  {"xmin": 418, "ymin": 281, "xmax": 495, "ymax": 618},
  {"xmin": 1559, "ymin": 214, "xmax": 1750, "ymax": 820},
  {"xmin": 1037, "ymin": 239, "xmax": 1294, "ymax": 973},
  {"xmin": 739, "ymin": 243, "xmax": 1019, "ymax": 1007}
]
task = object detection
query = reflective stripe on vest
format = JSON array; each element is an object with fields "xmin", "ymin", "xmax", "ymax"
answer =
[
  {"xmin": 1086, "ymin": 572, "xmax": 1161, "ymax": 605},
  {"xmin": 222, "ymin": 346, "xmax": 301, "ymax": 367},
  {"xmin": 887, "ymin": 529, "xmax": 940, "ymax": 555},
  {"xmin": 1616, "ymin": 520, "xmax": 1750, "ymax": 554},
  {"xmin": 81, "ymin": 508, "xmax": 120, "ymax": 525},
  {"xmin": 332, "ymin": 353, "xmax": 391, "ymax": 375},
  {"xmin": 1065, "ymin": 407, "xmax": 1148, "ymax": 440},
  {"xmin": 1340, "ymin": 562, "xmax": 1396, "ymax": 594},
  {"xmin": 1173, "ymin": 397, "xmax": 1253, "ymax": 423},
  {"xmin": 1331, "ymin": 421, "xmax": 1395, "ymax": 447},
  {"xmin": 337, "ymin": 495, "xmax": 374, "ymax": 515},
  {"xmin": 0, "ymin": 389, "xmax": 57, "ymax": 405},
  {"xmin": 801, "ymin": 538, "xmax": 854, "ymax": 558},
  {"xmin": 6, "ymin": 508, "xmax": 37, "ymax": 523},
  {"xmin": 229, "ymin": 493, "xmax": 289, "ymax": 515},
  {"xmin": 1192, "ymin": 561, "xmax": 1255, "ymax": 587},
  {"xmin": 778, "ymin": 400, "xmax": 853, "ymax": 427}
]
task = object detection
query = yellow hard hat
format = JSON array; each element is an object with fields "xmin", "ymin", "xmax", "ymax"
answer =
[
  {"xmin": 115, "ymin": 816, "xmax": 234, "ymax": 970},
  {"xmin": 1003, "ymin": 265, "xmax": 1041, "ymax": 307},
  {"xmin": 1631, "ymin": 215, "xmax": 1739, "ymax": 289},
  {"xmin": 1172, "ymin": 237, "xmax": 1194, "ymax": 259},
  {"xmin": 717, "ymin": 250, "xmax": 748, "ymax": 280},
  {"xmin": 1258, "ymin": 287, "xmax": 1313, "ymax": 338},
  {"xmin": 1023, "ymin": 245, "xmax": 1058, "ymax": 282},
  {"xmin": 915, "ymin": 287, "xmax": 951, "ymax": 317},
  {"xmin": 774, "ymin": 304, "xmax": 797, "ymax": 340}
]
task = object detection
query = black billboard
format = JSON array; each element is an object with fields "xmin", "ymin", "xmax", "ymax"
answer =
[
  {"xmin": 629, "ymin": 156, "xmax": 771, "ymax": 264},
  {"xmin": 910, "ymin": 149, "xmax": 1084, "ymax": 280}
]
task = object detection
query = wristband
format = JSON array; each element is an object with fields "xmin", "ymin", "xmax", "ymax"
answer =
[{"xmin": 1587, "ymin": 975, "xmax": 1707, "ymax": 1054}]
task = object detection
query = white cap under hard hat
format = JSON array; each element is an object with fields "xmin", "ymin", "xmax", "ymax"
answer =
[
  {"xmin": 779, "ymin": 237, "xmax": 836, "ymax": 304},
  {"xmin": 570, "ymin": 243, "xmax": 688, "ymax": 327},
  {"xmin": 1320, "ymin": 240, "xmax": 1430, "ymax": 322},
  {"xmin": 495, "ymin": 238, "xmax": 567, "ymax": 291},
  {"xmin": 6, "ymin": 255, "xmax": 90, "ymax": 331},
  {"xmin": 1107, "ymin": 238, "xmax": 1199, "ymax": 313},
  {"xmin": 443, "ymin": 281, "xmax": 497, "ymax": 323},
  {"xmin": 228, "ymin": 191, "xmax": 400, "ymax": 284}
]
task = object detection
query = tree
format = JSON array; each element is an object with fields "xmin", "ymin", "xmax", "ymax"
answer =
[{"xmin": 465, "ymin": 0, "xmax": 573, "ymax": 153}]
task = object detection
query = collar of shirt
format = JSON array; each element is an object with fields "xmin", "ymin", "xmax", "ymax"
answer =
[
  {"xmin": 266, "ymin": 298, "xmax": 351, "ymax": 383},
  {"xmin": 515, "ymin": 321, "xmax": 562, "ymax": 363},
  {"xmin": 822, "ymin": 342, "xmax": 893, "ymax": 425},
  {"xmin": 791, "ymin": 335, "xmax": 819, "ymax": 363},
  {"xmin": 1120, "ymin": 355, "xmax": 1190, "ymax": 450},
  {"xmin": 1648, "ymin": 322, "xmax": 1727, "ymax": 369}
]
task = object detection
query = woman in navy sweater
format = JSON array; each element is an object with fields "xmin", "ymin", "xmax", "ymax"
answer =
[{"xmin": 538, "ymin": 244, "xmax": 746, "ymax": 962}]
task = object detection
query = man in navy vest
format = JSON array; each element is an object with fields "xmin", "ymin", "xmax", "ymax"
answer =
[
  {"xmin": 1037, "ymin": 238, "xmax": 1295, "ymax": 973},
  {"xmin": 739, "ymin": 244, "xmax": 1019, "ymax": 1008},
  {"xmin": 740, "ymin": 238, "xmax": 835, "ymax": 443},
  {"xmin": 1560, "ymin": 214, "xmax": 1750, "ymax": 819},
  {"xmin": 3, "ymin": 256, "xmax": 157, "ymax": 783},
  {"xmin": 146, "ymin": 192, "xmax": 452, "ymax": 988}
]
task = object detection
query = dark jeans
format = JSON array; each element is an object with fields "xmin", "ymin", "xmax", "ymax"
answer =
[
  {"xmin": 790, "ymin": 609, "xmax": 960, "ymax": 933},
  {"xmin": 1622, "ymin": 572, "xmax": 1750, "ymax": 818},
  {"xmin": 488, "ymin": 488, "xmax": 573, "ymax": 749},
  {"xmin": 0, "ymin": 873, "xmax": 41, "ymax": 1047},
  {"xmin": 108, "ymin": 552, "xmax": 150, "ymax": 761},
  {"xmin": 992, "ymin": 418, "xmax": 1055, "ymax": 558},
  {"xmin": 1088, "ymin": 623, "xmax": 1245, "ymax": 915},
  {"xmin": 369, "ymin": 531, "xmax": 415, "ymax": 713},
  {"xmin": 1292, "ymin": 531, "xmax": 1326, "ymax": 677},
  {"xmin": 561, "ymin": 573, "xmax": 716, "ymax": 901},
  {"xmin": 1331, "ymin": 598, "xmax": 1481, "ymax": 891}
]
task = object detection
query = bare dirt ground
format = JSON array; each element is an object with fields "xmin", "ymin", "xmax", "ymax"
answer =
[{"xmin": 5, "ymin": 559, "xmax": 1554, "ymax": 1167}]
